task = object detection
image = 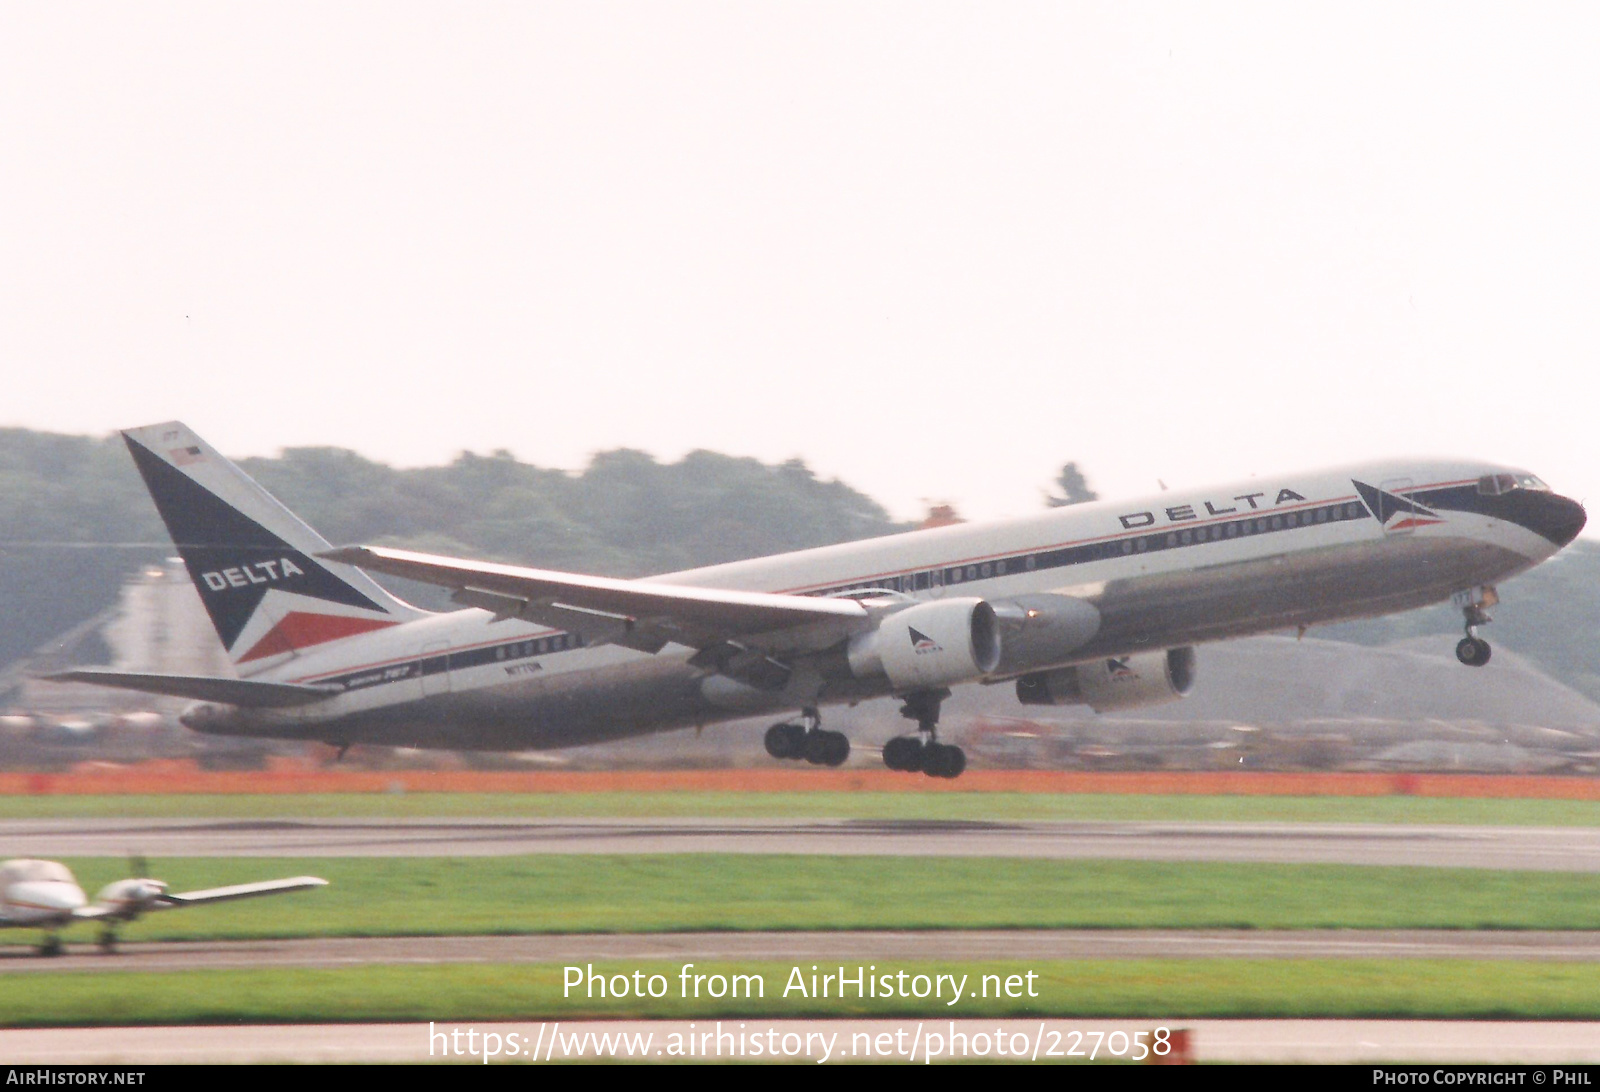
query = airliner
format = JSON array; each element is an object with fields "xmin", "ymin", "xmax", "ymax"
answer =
[{"xmin": 47, "ymin": 423, "xmax": 1586, "ymax": 779}]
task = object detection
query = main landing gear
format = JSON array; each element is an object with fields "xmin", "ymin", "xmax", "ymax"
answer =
[
  {"xmin": 1453, "ymin": 586, "xmax": 1498, "ymax": 668},
  {"xmin": 37, "ymin": 934, "xmax": 63, "ymax": 957},
  {"xmin": 882, "ymin": 688, "xmax": 966, "ymax": 780},
  {"xmin": 764, "ymin": 708, "xmax": 850, "ymax": 767}
]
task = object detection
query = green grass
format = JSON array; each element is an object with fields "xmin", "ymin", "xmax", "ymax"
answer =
[
  {"xmin": 4, "ymin": 791, "xmax": 1600, "ymax": 824},
  {"xmin": 13, "ymin": 855, "xmax": 1600, "ymax": 946},
  {"xmin": 8, "ymin": 960, "xmax": 1600, "ymax": 1026}
]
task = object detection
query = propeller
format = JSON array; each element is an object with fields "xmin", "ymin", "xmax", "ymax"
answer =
[{"xmin": 95, "ymin": 853, "xmax": 168, "ymax": 918}]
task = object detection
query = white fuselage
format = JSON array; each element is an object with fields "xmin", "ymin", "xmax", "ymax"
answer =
[{"xmin": 185, "ymin": 457, "xmax": 1582, "ymax": 750}]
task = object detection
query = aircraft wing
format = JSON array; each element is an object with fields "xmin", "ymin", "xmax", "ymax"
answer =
[
  {"xmin": 320, "ymin": 545, "xmax": 871, "ymax": 662},
  {"xmin": 154, "ymin": 876, "xmax": 329, "ymax": 907}
]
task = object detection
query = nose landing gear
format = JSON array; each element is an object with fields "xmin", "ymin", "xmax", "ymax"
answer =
[
  {"xmin": 763, "ymin": 708, "xmax": 850, "ymax": 767},
  {"xmin": 881, "ymin": 688, "xmax": 966, "ymax": 779},
  {"xmin": 1455, "ymin": 635, "xmax": 1491, "ymax": 667},
  {"xmin": 1452, "ymin": 586, "xmax": 1498, "ymax": 668}
]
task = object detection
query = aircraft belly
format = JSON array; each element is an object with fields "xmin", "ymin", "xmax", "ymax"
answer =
[
  {"xmin": 298, "ymin": 656, "xmax": 723, "ymax": 751},
  {"xmin": 1072, "ymin": 535, "xmax": 1522, "ymax": 658}
]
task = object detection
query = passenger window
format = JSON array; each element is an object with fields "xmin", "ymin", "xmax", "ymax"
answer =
[
  {"xmin": 1136, "ymin": 539, "xmax": 1148, "ymax": 552},
  {"xmin": 1024, "ymin": 556, "xmax": 1037, "ymax": 571},
  {"xmin": 980, "ymin": 563, "xmax": 992, "ymax": 578}
]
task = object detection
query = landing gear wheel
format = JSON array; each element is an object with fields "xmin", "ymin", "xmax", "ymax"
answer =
[
  {"xmin": 764, "ymin": 722, "xmax": 806, "ymax": 760},
  {"xmin": 1455, "ymin": 636, "xmax": 1491, "ymax": 667},
  {"xmin": 882, "ymin": 736, "xmax": 925, "ymax": 772},
  {"xmin": 803, "ymin": 729, "xmax": 850, "ymax": 767},
  {"xmin": 921, "ymin": 743, "xmax": 967, "ymax": 780},
  {"xmin": 1453, "ymin": 587, "xmax": 1497, "ymax": 669},
  {"xmin": 97, "ymin": 929, "xmax": 118, "ymax": 954},
  {"xmin": 38, "ymin": 935, "xmax": 62, "ymax": 958}
]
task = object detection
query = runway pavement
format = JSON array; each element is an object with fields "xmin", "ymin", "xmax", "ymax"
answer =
[
  {"xmin": 4, "ymin": 816, "xmax": 1600, "ymax": 869},
  {"xmin": 6, "ymin": 929, "xmax": 1600, "ymax": 972}
]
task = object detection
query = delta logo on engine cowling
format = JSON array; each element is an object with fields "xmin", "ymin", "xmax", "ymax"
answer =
[{"xmin": 909, "ymin": 627, "xmax": 943, "ymax": 655}]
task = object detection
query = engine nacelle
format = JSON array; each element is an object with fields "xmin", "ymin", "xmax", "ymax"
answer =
[
  {"xmin": 93, "ymin": 878, "xmax": 169, "ymax": 920},
  {"xmin": 848, "ymin": 598, "xmax": 1002, "ymax": 691},
  {"xmin": 1015, "ymin": 647, "xmax": 1197, "ymax": 713}
]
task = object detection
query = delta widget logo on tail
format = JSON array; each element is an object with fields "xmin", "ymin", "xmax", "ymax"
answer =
[{"xmin": 125, "ymin": 434, "xmax": 399, "ymax": 663}]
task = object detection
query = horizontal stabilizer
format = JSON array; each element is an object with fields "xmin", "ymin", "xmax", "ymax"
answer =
[
  {"xmin": 159, "ymin": 876, "xmax": 328, "ymax": 906},
  {"xmin": 39, "ymin": 670, "xmax": 339, "ymax": 708}
]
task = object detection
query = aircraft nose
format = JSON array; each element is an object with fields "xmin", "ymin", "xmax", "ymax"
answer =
[{"xmin": 1523, "ymin": 492, "xmax": 1587, "ymax": 547}]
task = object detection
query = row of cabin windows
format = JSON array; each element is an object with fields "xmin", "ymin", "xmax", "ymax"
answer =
[
  {"xmin": 815, "ymin": 501, "xmax": 1370, "ymax": 598},
  {"xmin": 492, "ymin": 633, "xmax": 580, "ymax": 661},
  {"xmin": 1120, "ymin": 501, "xmax": 1367, "ymax": 553}
]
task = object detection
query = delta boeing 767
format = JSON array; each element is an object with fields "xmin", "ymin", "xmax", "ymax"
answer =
[{"xmin": 47, "ymin": 423, "xmax": 1587, "ymax": 779}]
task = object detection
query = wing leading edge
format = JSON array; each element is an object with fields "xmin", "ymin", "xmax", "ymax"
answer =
[
  {"xmin": 319, "ymin": 545, "xmax": 870, "ymax": 656},
  {"xmin": 155, "ymin": 876, "xmax": 329, "ymax": 906}
]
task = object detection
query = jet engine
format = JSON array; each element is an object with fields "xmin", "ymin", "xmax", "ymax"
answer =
[
  {"xmin": 847, "ymin": 598, "xmax": 1002, "ymax": 691},
  {"xmin": 1015, "ymin": 647, "xmax": 1197, "ymax": 713}
]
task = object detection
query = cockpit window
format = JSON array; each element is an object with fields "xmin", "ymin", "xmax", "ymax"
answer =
[{"xmin": 1477, "ymin": 472, "xmax": 1552, "ymax": 496}]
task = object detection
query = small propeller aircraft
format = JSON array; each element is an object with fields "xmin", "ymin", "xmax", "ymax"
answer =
[{"xmin": 0, "ymin": 856, "xmax": 327, "ymax": 955}]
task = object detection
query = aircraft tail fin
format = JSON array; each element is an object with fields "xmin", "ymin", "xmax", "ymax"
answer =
[{"xmin": 120, "ymin": 422, "xmax": 428, "ymax": 675}]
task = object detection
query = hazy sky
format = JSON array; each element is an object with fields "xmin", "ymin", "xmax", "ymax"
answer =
[{"xmin": 4, "ymin": 3, "xmax": 1598, "ymax": 531}]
